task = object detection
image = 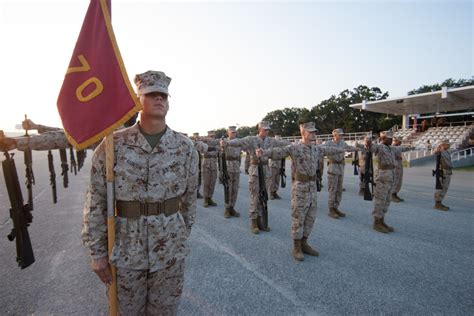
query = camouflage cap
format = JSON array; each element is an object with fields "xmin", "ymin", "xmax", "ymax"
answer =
[
  {"xmin": 332, "ymin": 128, "xmax": 344, "ymax": 135},
  {"xmin": 134, "ymin": 70, "xmax": 171, "ymax": 96},
  {"xmin": 258, "ymin": 121, "xmax": 271, "ymax": 130},
  {"xmin": 228, "ymin": 126, "xmax": 237, "ymax": 132},
  {"xmin": 380, "ymin": 130, "xmax": 393, "ymax": 139},
  {"xmin": 439, "ymin": 138, "xmax": 450, "ymax": 145},
  {"xmin": 300, "ymin": 122, "xmax": 318, "ymax": 133},
  {"xmin": 207, "ymin": 130, "xmax": 215, "ymax": 136},
  {"xmin": 192, "ymin": 132, "xmax": 199, "ymax": 137}
]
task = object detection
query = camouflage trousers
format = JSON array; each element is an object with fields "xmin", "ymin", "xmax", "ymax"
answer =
[
  {"xmin": 270, "ymin": 166, "xmax": 281, "ymax": 193},
  {"xmin": 114, "ymin": 259, "xmax": 185, "ymax": 316},
  {"xmin": 291, "ymin": 189, "xmax": 317, "ymax": 240},
  {"xmin": 392, "ymin": 164, "xmax": 403, "ymax": 194},
  {"xmin": 244, "ymin": 154, "xmax": 250, "ymax": 173},
  {"xmin": 373, "ymin": 169, "xmax": 394, "ymax": 219},
  {"xmin": 225, "ymin": 171, "xmax": 240, "ymax": 208},
  {"xmin": 202, "ymin": 167, "xmax": 217, "ymax": 199},
  {"xmin": 327, "ymin": 172, "xmax": 343, "ymax": 209},
  {"xmin": 248, "ymin": 172, "xmax": 272, "ymax": 220},
  {"xmin": 434, "ymin": 174, "xmax": 451, "ymax": 202}
]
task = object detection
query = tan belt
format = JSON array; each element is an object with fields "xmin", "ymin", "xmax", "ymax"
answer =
[
  {"xmin": 250, "ymin": 158, "xmax": 268, "ymax": 166},
  {"xmin": 294, "ymin": 172, "xmax": 316, "ymax": 182},
  {"xmin": 203, "ymin": 154, "xmax": 217, "ymax": 159},
  {"xmin": 328, "ymin": 160, "xmax": 344, "ymax": 165},
  {"xmin": 116, "ymin": 197, "xmax": 181, "ymax": 218},
  {"xmin": 378, "ymin": 165, "xmax": 394, "ymax": 170},
  {"xmin": 395, "ymin": 157, "xmax": 403, "ymax": 161},
  {"xmin": 226, "ymin": 156, "xmax": 240, "ymax": 161}
]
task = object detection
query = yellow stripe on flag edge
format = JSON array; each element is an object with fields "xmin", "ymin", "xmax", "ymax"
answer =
[{"xmin": 65, "ymin": 0, "xmax": 142, "ymax": 150}]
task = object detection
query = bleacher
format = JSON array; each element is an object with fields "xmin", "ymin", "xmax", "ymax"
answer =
[{"xmin": 410, "ymin": 125, "xmax": 473, "ymax": 149}]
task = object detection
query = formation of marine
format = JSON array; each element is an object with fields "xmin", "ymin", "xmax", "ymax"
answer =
[{"xmin": 0, "ymin": 70, "xmax": 456, "ymax": 314}]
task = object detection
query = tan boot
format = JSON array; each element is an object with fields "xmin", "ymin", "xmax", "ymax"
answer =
[
  {"xmin": 301, "ymin": 237, "xmax": 319, "ymax": 256},
  {"xmin": 395, "ymin": 193, "xmax": 404, "ymax": 202},
  {"xmin": 434, "ymin": 201, "xmax": 449, "ymax": 211},
  {"xmin": 229, "ymin": 207, "xmax": 240, "ymax": 217},
  {"xmin": 224, "ymin": 207, "xmax": 231, "ymax": 218},
  {"xmin": 251, "ymin": 219, "xmax": 259, "ymax": 234},
  {"xmin": 203, "ymin": 198, "xmax": 209, "ymax": 208},
  {"xmin": 292, "ymin": 239, "xmax": 304, "ymax": 261},
  {"xmin": 197, "ymin": 191, "xmax": 203, "ymax": 199},
  {"xmin": 273, "ymin": 192, "xmax": 282, "ymax": 200},
  {"xmin": 358, "ymin": 188, "xmax": 365, "ymax": 196},
  {"xmin": 269, "ymin": 192, "xmax": 275, "ymax": 200},
  {"xmin": 208, "ymin": 198, "xmax": 217, "ymax": 206},
  {"xmin": 381, "ymin": 217, "xmax": 394, "ymax": 232},
  {"xmin": 328, "ymin": 208, "xmax": 339, "ymax": 219},
  {"xmin": 373, "ymin": 218, "xmax": 389, "ymax": 233},
  {"xmin": 335, "ymin": 209, "xmax": 346, "ymax": 217},
  {"xmin": 391, "ymin": 193, "xmax": 402, "ymax": 203}
]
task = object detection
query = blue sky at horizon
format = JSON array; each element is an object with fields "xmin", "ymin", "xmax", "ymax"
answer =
[{"xmin": 0, "ymin": 0, "xmax": 471, "ymax": 134}]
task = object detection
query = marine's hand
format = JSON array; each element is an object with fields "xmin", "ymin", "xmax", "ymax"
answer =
[
  {"xmin": 220, "ymin": 139, "xmax": 227, "ymax": 148},
  {"xmin": 0, "ymin": 133, "xmax": 17, "ymax": 151},
  {"xmin": 255, "ymin": 148, "xmax": 264, "ymax": 157},
  {"xmin": 22, "ymin": 119, "xmax": 38, "ymax": 131},
  {"xmin": 91, "ymin": 257, "xmax": 113, "ymax": 285}
]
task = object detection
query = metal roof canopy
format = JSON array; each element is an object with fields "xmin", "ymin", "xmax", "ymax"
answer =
[{"xmin": 350, "ymin": 85, "xmax": 474, "ymax": 115}]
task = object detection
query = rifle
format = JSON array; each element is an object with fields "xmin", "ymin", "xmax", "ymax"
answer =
[
  {"xmin": 48, "ymin": 150, "xmax": 57, "ymax": 203},
  {"xmin": 69, "ymin": 147, "xmax": 77, "ymax": 175},
  {"xmin": 363, "ymin": 147, "xmax": 375, "ymax": 201},
  {"xmin": 257, "ymin": 146, "xmax": 269, "ymax": 229},
  {"xmin": 221, "ymin": 148, "xmax": 230, "ymax": 205},
  {"xmin": 77, "ymin": 149, "xmax": 86, "ymax": 171},
  {"xmin": 197, "ymin": 151, "xmax": 202, "ymax": 188},
  {"xmin": 352, "ymin": 151, "xmax": 359, "ymax": 176},
  {"xmin": 432, "ymin": 153, "xmax": 443, "ymax": 190},
  {"xmin": 280, "ymin": 158, "xmax": 286, "ymax": 188},
  {"xmin": 1, "ymin": 131, "xmax": 35, "ymax": 269},
  {"xmin": 316, "ymin": 168, "xmax": 322, "ymax": 192},
  {"xmin": 23, "ymin": 116, "xmax": 35, "ymax": 209},
  {"xmin": 59, "ymin": 148, "xmax": 69, "ymax": 188},
  {"xmin": 217, "ymin": 151, "xmax": 222, "ymax": 184}
]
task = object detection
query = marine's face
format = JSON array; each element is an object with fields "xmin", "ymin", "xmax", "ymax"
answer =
[
  {"xmin": 333, "ymin": 133, "xmax": 342, "ymax": 142},
  {"xmin": 306, "ymin": 130, "xmax": 316, "ymax": 141},
  {"xmin": 259, "ymin": 128, "xmax": 269, "ymax": 138},
  {"xmin": 227, "ymin": 130, "xmax": 237, "ymax": 139},
  {"xmin": 382, "ymin": 137, "xmax": 393, "ymax": 145},
  {"xmin": 140, "ymin": 92, "xmax": 169, "ymax": 118}
]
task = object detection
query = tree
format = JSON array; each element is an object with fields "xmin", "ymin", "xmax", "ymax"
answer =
[
  {"xmin": 263, "ymin": 107, "xmax": 311, "ymax": 136},
  {"xmin": 236, "ymin": 125, "xmax": 257, "ymax": 138}
]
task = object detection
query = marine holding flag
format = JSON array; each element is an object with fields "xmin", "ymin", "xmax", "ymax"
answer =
[{"xmin": 82, "ymin": 71, "xmax": 199, "ymax": 314}]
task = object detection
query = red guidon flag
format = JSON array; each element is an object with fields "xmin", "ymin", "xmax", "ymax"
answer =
[{"xmin": 57, "ymin": 0, "xmax": 141, "ymax": 150}]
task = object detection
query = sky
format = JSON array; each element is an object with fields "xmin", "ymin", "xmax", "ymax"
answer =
[{"xmin": 0, "ymin": 0, "xmax": 472, "ymax": 135}]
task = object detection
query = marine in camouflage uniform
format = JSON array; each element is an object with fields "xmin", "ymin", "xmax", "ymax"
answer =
[
  {"xmin": 357, "ymin": 131, "xmax": 400, "ymax": 233},
  {"xmin": 221, "ymin": 121, "xmax": 289, "ymax": 234},
  {"xmin": 391, "ymin": 138, "xmax": 414, "ymax": 202},
  {"xmin": 267, "ymin": 122, "xmax": 358, "ymax": 261},
  {"xmin": 82, "ymin": 71, "xmax": 198, "ymax": 315},
  {"xmin": 434, "ymin": 139, "xmax": 453, "ymax": 211},
  {"xmin": 200, "ymin": 131, "xmax": 220, "ymax": 207},
  {"xmin": 222, "ymin": 126, "xmax": 243, "ymax": 218},
  {"xmin": 324, "ymin": 128, "xmax": 353, "ymax": 219},
  {"xmin": 269, "ymin": 135, "xmax": 283, "ymax": 200},
  {"xmin": 191, "ymin": 132, "xmax": 208, "ymax": 199}
]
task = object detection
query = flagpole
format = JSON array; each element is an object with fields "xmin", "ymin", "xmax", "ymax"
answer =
[{"xmin": 105, "ymin": 134, "xmax": 118, "ymax": 316}]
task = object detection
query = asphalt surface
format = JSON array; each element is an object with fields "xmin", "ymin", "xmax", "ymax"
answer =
[{"xmin": 0, "ymin": 150, "xmax": 473, "ymax": 315}]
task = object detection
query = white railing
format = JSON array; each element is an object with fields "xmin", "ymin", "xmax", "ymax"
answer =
[
  {"xmin": 282, "ymin": 131, "xmax": 369, "ymax": 143},
  {"xmin": 451, "ymin": 147, "xmax": 474, "ymax": 162},
  {"xmin": 403, "ymin": 149, "xmax": 436, "ymax": 161}
]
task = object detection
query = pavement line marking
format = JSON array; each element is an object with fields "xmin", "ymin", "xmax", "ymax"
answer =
[{"xmin": 194, "ymin": 227, "xmax": 319, "ymax": 316}]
